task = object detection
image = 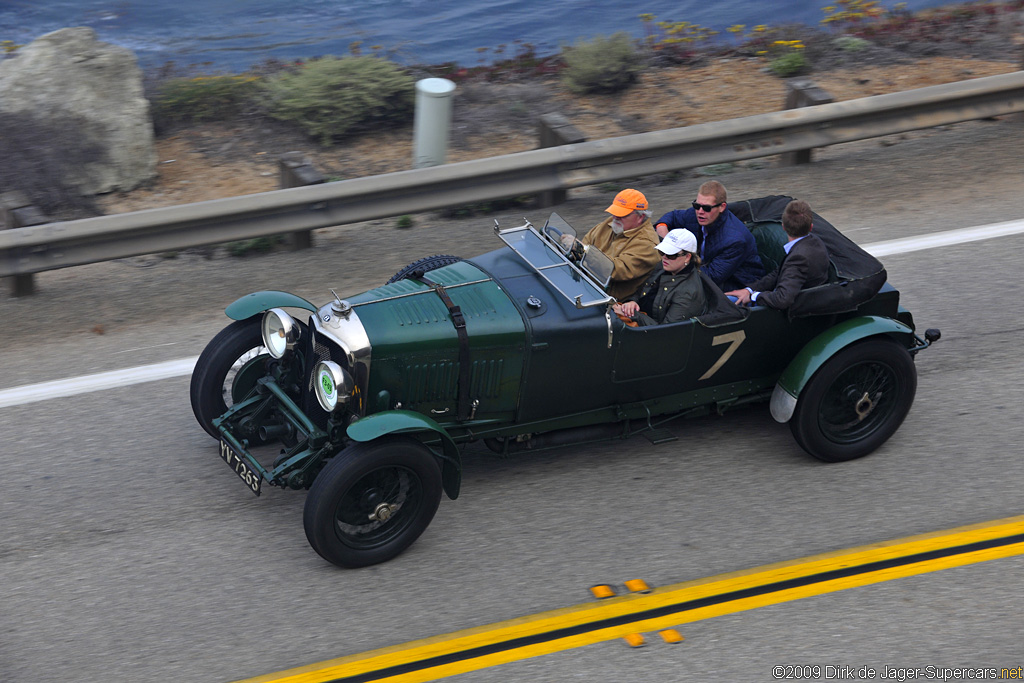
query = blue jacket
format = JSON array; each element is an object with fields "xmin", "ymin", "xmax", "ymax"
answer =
[{"xmin": 655, "ymin": 207, "xmax": 764, "ymax": 291}]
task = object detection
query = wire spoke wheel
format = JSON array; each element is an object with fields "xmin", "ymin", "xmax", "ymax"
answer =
[
  {"xmin": 817, "ymin": 359, "xmax": 900, "ymax": 443},
  {"xmin": 190, "ymin": 317, "xmax": 269, "ymax": 439},
  {"xmin": 792, "ymin": 338, "xmax": 916, "ymax": 462},
  {"xmin": 225, "ymin": 345, "xmax": 269, "ymax": 406},
  {"xmin": 333, "ymin": 465, "xmax": 425, "ymax": 549},
  {"xmin": 304, "ymin": 437, "xmax": 442, "ymax": 568}
]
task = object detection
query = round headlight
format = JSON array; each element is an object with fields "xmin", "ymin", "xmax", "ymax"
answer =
[
  {"xmin": 315, "ymin": 360, "xmax": 354, "ymax": 412},
  {"xmin": 262, "ymin": 308, "xmax": 299, "ymax": 359}
]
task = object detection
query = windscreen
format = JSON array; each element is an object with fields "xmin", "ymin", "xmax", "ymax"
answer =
[{"xmin": 497, "ymin": 222, "xmax": 613, "ymax": 308}]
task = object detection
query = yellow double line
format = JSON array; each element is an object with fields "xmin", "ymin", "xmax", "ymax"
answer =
[{"xmin": 239, "ymin": 515, "xmax": 1024, "ymax": 683}]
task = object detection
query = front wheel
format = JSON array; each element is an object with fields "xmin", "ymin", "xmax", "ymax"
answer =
[
  {"xmin": 190, "ymin": 317, "xmax": 269, "ymax": 439},
  {"xmin": 303, "ymin": 437, "xmax": 443, "ymax": 568},
  {"xmin": 790, "ymin": 337, "xmax": 917, "ymax": 462}
]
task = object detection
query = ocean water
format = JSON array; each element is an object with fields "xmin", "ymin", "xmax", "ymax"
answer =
[{"xmin": 0, "ymin": 0, "xmax": 959, "ymax": 72}]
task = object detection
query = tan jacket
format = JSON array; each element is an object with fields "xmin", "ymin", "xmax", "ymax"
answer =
[{"xmin": 581, "ymin": 216, "xmax": 661, "ymax": 300}]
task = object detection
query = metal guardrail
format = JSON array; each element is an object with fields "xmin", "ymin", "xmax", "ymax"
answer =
[{"xmin": 4, "ymin": 70, "xmax": 1024, "ymax": 281}]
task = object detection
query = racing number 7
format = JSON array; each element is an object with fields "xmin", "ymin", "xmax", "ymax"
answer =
[{"xmin": 698, "ymin": 330, "xmax": 746, "ymax": 381}]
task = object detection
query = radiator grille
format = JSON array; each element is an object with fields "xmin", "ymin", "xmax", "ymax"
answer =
[{"xmin": 298, "ymin": 321, "xmax": 346, "ymax": 429}]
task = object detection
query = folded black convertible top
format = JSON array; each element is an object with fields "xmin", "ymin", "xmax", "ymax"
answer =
[{"xmin": 730, "ymin": 195, "xmax": 888, "ymax": 318}]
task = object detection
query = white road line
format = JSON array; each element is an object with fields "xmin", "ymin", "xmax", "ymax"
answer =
[
  {"xmin": 863, "ymin": 218, "xmax": 1024, "ymax": 257},
  {"xmin": 0, "ymin": 357, "xmax": 198, "ymax": 409},
  {"xmin": 3, "ymin": 218, "xmax": 1024, "ymax": 409}
]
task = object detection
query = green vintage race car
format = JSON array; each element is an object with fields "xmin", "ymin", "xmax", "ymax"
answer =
[{"xmin": 190, "ymin": 195, "xmax": 939, "ymax": 568}]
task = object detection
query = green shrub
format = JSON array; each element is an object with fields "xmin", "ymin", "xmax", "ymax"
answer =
[
  {"xmin": 226, "ymin": 235, "xmax": 285, "ymax": 257},
  {"xmin": 561, "ymin": 33, "xmax": 641, "ymax": 95},
  {"xmin": 833, "ymin": 36, "xmax": 871, "ymax": 52},
  {"xmin": 261, "ymin": 56, "xmax": 414, "ymax": 144},
  {"xmin": 151, "ymin": 75, "xmax": 261, "ymax": 123},
  {"xmin": 770, "ymin": 52, "xmax": 808, "ymax": 77},
  {"xmin": 439, "ymin": 195, "xmax": 533, "ymax": 219},
  {"xmin": 697, "ymin": 163, "xmax": 735, "ymax": 176},
  {"xmin": 395, "ymin": 215, "xmax": 414, "ymax": 229}
]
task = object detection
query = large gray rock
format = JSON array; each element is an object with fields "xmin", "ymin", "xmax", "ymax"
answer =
[{"xmin": 0, "ymin": 27, "xmax": 157, "ymax": 195}]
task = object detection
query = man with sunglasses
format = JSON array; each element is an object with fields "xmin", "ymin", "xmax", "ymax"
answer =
[
  {"xmin": 654, "ymin": 180, "xmax": 764, "ymax": 291},
  {"xmin": 580, "ymin": 188, "xmax": 661, "ymax": 300}
]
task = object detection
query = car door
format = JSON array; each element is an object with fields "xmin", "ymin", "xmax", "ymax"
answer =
[{"xmin": 611, "ymin": 306, "xmax": 831, "ymax": 406}]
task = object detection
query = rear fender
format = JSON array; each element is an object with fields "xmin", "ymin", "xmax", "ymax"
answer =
[
  {"xmin": 770, "ymin": 316, "xmax": 914, "ymax": 423},
  {"xmin": 225, "ymin": 290, "xmax": 318, "ymax": 321},
  {"xmin": 346, "ymin": 410, "xmax": 462, "ymax": 500}
]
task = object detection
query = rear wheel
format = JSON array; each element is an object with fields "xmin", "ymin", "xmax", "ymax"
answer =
[
  {"xmin": 791, "ymin": 338, "xmax": 917, "ymax": 462},
  {"xmin": 304, "ymin": 437, "xmax": 443, "ymax": 568},
  {"xmin": 386, "ymin": 254, "xmax": 462, "ymax": 284}
]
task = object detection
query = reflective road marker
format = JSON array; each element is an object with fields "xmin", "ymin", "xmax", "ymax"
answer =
[{"xmin": 234, "ymin": 516, "xmax": 1024, "ymax": 683}]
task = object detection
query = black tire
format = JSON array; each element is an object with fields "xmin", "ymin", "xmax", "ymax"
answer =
[
  {"xmin": 189, "ymin": 317, "xmax": 269, "ymax": 439},
  {"xmin": 386, "ymin": 254, "xmax": 462, "ymax": 284},
  {"xmin": 791, "ymin": 337, "xmax": 917, "ymax": 462},
  {"xmin": 304, "ymin": 437, "xmax": 442, "ymax": 568}
]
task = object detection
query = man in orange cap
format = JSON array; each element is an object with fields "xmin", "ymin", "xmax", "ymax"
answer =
[{"xmin": 581, "ymin": 188, "xmax": 661, "ymax": 300}]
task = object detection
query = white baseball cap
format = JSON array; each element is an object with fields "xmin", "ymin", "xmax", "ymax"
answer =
[{"xmin": 657, "ymin": 229, "xmax": 697, "ymax": 255}]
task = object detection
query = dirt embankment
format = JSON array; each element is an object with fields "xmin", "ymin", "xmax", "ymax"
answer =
[{"xmin": 97, "ymin": 11, "xmax": 1024, "ymax": 217}]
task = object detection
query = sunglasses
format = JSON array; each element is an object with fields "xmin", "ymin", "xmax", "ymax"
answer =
[
  {"xmin": 692, "ymin": 201, "xmax": 722, "ymax": 212},
  {"xmin": 663, "ymin": 251, "xmax": 688, "ymax": 260}
]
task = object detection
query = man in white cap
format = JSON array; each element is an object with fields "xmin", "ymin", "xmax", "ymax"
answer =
[
  {"xmin": 581, "ymin": 188, "xmax": 660, "ymax": 300},
  {"xmin": 612, "ymin": 228, "xmax": 707, "ymax": 326}
]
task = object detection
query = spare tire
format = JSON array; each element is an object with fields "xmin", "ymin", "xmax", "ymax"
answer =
[{"xmin": 386, "ymin": 254, "xmax": 462, "ymax": 284}]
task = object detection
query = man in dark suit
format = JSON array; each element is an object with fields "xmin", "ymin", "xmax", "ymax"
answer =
[{"xmin": 725, "ymin": 199, "xmax": 829, "ymax": 309}]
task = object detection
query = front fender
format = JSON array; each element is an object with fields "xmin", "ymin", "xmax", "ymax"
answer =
[
  {"xmin": 770, "ymin": 315, "xmax": 914, "ymax": 423},
  {"xmin": 225, "ymin": 290, "xmax": 318, "ymax": 321},
  {"xmin": 347, "ymin": 410, "xmax": 462, "ymax": 500}
]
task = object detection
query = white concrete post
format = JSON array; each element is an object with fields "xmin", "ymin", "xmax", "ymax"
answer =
[{"xmin": 412, "ymin": 78, "xmax": 456, "ymax": 169}]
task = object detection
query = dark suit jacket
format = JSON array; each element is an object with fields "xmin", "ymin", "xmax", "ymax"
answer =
[{"xmin": 747, "ymin": 232, "xmax": 829, "ymax": 310}]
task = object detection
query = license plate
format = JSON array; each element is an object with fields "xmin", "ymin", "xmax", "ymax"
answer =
[{"xmin": 219, "ymin": 439, "xmax": 263, "ymax": 496}]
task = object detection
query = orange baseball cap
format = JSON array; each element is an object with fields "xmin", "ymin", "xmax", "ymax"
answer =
[{"xmin": 605, "ymin": 189, "xmax": 648, "ymax": 217}]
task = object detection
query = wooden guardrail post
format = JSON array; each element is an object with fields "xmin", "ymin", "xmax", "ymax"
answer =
[
  {"xmin": 781, "ymin": 79, "xmax": 835, "ymax": 166},
  {"xmin": 1, "ymin": 191, "xmax": 48, "ymax": 296},
  {"xmin": 537, "ymin": 113, "xmax": 586, "ymax": 207},
  {"xmin": 278, "ymin": 152, "xmax": 326, "ymax": 250}
]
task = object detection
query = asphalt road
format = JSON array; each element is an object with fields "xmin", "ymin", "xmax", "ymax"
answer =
[{"xmin": 2, "ymin": 116, "xmax": 1024, "ymax": 682}]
